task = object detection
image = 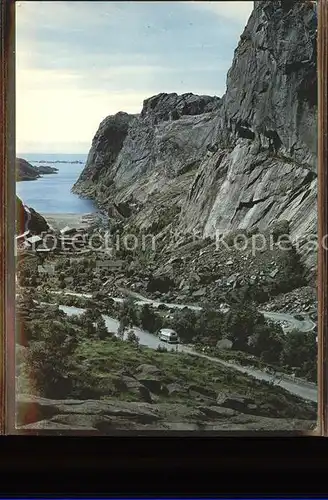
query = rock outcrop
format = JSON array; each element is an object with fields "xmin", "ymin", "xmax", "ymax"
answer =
[
  {"xmin": 36, "ymin": 165, "xmax": 59, "ymax": 175},
  {"xmin": 16, "ymin": 158, "xmax": 40, "ymax": 181},
  {"xmin": 16, "ymin": 196, "xmax": 49, "ymax": 235},
  {"xmin": 72, "ymin": 93, "xmax": 221, "ymax": 204},
  {"xmin": 16, "ymin": 394, "xmax": 316, "ymax": 432},
  {"xmin": 73, "ymin": 0, "xmax": 317, "ymax": 272},
  {"xmin": 16, "ymin": 158, "xmax": 58, "ymax": 181}
]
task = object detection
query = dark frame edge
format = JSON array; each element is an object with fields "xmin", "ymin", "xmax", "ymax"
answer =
[
  {"xmin": 317, "ymin": 0, "xmax": 328, "ymax": 437},
  {"xmin": 0, "ymin": 0, "xmax": 16, "ymax": 435}
]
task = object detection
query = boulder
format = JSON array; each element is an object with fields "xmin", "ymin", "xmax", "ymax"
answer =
[
  {"xmin": 135, "ymin": 376, "xmax": 164, "ymax": 395},
  {"xmin": 166, "ymin": 383, "xmax": 188, "ymax": 397},
  {"xmin": 216, "ymin": 392, "xmax": 255, "ymax": 413},
  {"xmin": 16, "ymin": 395, "xmax": 160, "ymax": 427},
  {"xmin": 120, "ymin": 376, "xmax": 153, "ymax": 403},
  {"xmin": 188, "ymin": 384, "xmax": 217, "ymax": 400},
  {"xmin": 146, "ymin": 276, "xmax": 175, "ymax": 294},
  {"xmin": 136, "ymin": 364, "xmax": 162, "ymax": 376},
  {"xmin": 198, "ymin": 406, "xmax": 238, "ymax": 418},
  {"xmin": 216, "ymin": 339, "xmax": 233, "ymax": 350},
  {"xmin": 192, "ymin": 287, "xmax": 207, "ymax": 297},
  {"xmin": 19, "ymin": 420, "xmax": 94, "ymax": 431}
]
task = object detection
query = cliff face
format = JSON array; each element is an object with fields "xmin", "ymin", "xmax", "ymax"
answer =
[
  {"xmin": 220, "ymin": 0, "xmax": 317, "ymax": 165},
  {"xmin": 72, "ymin": 93, "xmax": 221, "ymax": 205},
  {"xmin": 182, "ymin": 0, "xmax": 317, "ymax": 272},
  {"xmin": 73, "ymin": 0, "xmax": 317, "ymax": 271}
]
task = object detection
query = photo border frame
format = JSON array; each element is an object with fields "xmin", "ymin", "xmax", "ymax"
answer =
[{"xmin": 0, "ymin": 0, "xmax": 327, "ymax": 438}]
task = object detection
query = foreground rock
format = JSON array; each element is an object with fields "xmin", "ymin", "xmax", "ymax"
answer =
[
  {"xmin": 17, "ymin": 395, "xmax": 316, "ymax": 432},
  {"xmin": 16, "ymin": 196, "xmax": 49, "ymax": 235}
]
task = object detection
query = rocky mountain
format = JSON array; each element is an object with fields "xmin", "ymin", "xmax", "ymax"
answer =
[
  {"xmin": 16, "ymin": 157, "xmax": 58, "ymax": 181},
  {"xmin": 73, "ymin": 0, "xmax": 317, "ymax": 273},
  {"xmin": 72, "ymin": 93, "xmax": 221, "ymax": 203}
]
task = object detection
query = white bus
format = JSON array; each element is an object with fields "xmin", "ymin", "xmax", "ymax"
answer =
[{"xmin": 158, "ymin": 328, "xmax": 180, "ymax": 344}]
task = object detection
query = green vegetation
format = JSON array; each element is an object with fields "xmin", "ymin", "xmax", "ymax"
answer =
[
  {"xmin": 279, "ymin": 329, "xmax": 317, "ymax": 382},
  {"xmin": 19, "ymin": 278, "xmax": 317, "ymax": 385},
  {"xmin": 117, "ymin": 298, "xmax": 317, "ymax": 382},
  {"xmin": 19, "ymin": 302, "xmax": 315, "ymax": 420},
  {"xmin": 247, "ymin": 321, "xmax": 284, "ymax": 364},
  {"xmin": 139, "ymin": 303, "xmax": 163, "ymax": 332},
  {"xmin": 117, "ymin": 297, "xmax": 138, "ymax": 339},
  {"xmin": 24, "ymin": 317, "xmax": 79, "ymax": 398}
]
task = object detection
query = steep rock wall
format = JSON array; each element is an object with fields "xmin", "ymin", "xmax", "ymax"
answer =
[
  {"xmin": 180, "ymin": 0, "xmax": 317, "ymax": 271},
  {"xmin": 72, "ymin": 93, "xmax": 221, "ymax": 205},
  {"xmin": 73, "ymin": 0, "xmax": 317, "ymax": 271}
]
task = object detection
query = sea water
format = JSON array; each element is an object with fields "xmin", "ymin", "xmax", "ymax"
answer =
[{"xmin": 16, "ymin": 153, "xmax": 95, "ymax": 214}]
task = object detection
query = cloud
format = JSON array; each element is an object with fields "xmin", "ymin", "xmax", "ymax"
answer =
[
  {"xmin": 187, "ymin": 1, "xmax": 254, "ymax": 25},
  {"xmin": 16, "ymin": 1, "xmax": 249, "ymax": 153},
  {"xmin": 16, "ymin": 67, "xmax": 148, "ymax": 152}
]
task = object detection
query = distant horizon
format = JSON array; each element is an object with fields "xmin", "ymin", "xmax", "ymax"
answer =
[
  {"xmin": 17, "ymin": 152, "xmax": 89, "ymax": 157},
  {"xmin": 16, "ymin": 1, "xmax": 253, "ymax": 153}
]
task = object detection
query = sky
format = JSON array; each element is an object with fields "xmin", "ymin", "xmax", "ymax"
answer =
[{"xmin": 16, "ymin": 1, "xmax": 253, "ymax": 154}]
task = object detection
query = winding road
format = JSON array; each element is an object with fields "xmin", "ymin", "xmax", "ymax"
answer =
[
  {"xmin": 119, "ymin": 288, "xmax": 316, "ymax": 333},
  {"xmin": 57, "ymin": 301, "xmax": 318, "ymax": 403},
  {"xmin": 259, "ymin": 310, "xmax": 315, "ymax": 333},
  {"xmin": 52, "ymin": 288, "xmax": 316, "ymax": 333}
]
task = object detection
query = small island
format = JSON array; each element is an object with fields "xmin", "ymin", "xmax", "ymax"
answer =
[
  {"xmin": 36, "ymin": 165, "xmax": 60, "ymax": 175},
  {"xmin": 33, "ymin": 159, "xmax": 84, "ymax": 164},
  {"xmin": 16, "ymin": 157, "xmax": 58, "ymax": 182}
]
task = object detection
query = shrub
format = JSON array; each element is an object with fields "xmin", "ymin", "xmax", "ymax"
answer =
[
  {"xmin": 156, "ymin": 345, "xmax": 168, "ymax": 352},
  {"xmin": 139, "ymin": 304, "xmax": 163, "ymax": 333},
  {"xmin": 25, "ymin": 319, "xmax": 78, "ymax": 398},
  {"xmin": 126, "ymin": 329, "xmax": 140, "ymax": 347},
  {"xmin": 280, "ymin": 329, "xmax": 317, "ymax": 382},
  {"xmin": 223, "ymin": 302, "xmax": 264, "ymax": 350},
  {"xmin": 170, "ymin": 308, "xmax": 198, "ymax": 343},
  {"xmin": 195, "ymin": 307, "xmax": 225, "ymax": 342},
  {"xmin": 247, "ymin": 321, "xmax": 284, "ymax": 363},
  {"xmin": 96, "ymin": 316, "xmax": 110, "ymax": 340}
]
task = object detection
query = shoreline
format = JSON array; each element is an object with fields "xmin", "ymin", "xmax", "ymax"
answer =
[{"xmin": 40, "ymin": 212, "xmax": 100, "ymax": 231}]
